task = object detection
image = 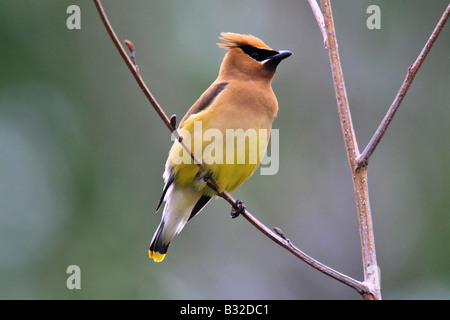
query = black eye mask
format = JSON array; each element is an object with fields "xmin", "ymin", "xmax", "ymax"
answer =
[{"xmin": 239, "ymin": 45, "xmax": 279, "ymax": 62}]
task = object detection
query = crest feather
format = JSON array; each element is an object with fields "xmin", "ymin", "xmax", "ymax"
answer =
[{"xmin": 217, "ymin": 32, "xmax": 272, "ymax": 50}]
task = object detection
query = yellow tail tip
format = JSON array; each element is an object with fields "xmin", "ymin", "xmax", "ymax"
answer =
[{"xmin": 149, "ymin": 249, "xmax": 166, "ymax": 263}]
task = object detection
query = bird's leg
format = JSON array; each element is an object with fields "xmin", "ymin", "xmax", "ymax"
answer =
[
  {"xmin": 196, "ymin": 167, "xmax": 212, "ymax": 184},
  {"xmin": 201, "ymin": 171, "xmax": 212, "ymax": 182},
  {"xmin": 194, "ymin": 168, "xmax": 216, "ymax": 192},
  {"xmin": 231, "ymin": 200, "xmax": 246, "ymax": 219}
]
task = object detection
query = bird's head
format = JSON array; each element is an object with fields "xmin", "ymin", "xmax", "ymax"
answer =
[{"xmin": 217, "ymin": 32, "xmax": 292, "ymax": 81}]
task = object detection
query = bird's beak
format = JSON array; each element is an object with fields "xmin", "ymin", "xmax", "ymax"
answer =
[
  {"xmin": 264, "ymin": 50, "xmax": 292, "ymax": 68},
  {"xmin": 270, "ymin": 50, "xmax": 292, "ymax": 61}
]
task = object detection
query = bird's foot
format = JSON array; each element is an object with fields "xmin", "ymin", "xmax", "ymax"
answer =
[
  {"xmin": 231, "ymin": 200, "xmax": 246, "ymax": 219},
  {"xmin": 196, "ymin": 167, "xmax": 212, "ymax": 183},
  {"xmin": 202, "ymin": 171, "xmax": 212, "ymax": 182}
]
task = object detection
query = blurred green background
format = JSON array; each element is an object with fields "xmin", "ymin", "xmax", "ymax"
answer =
[{"xmin": 1, "ymin": 0, "xmax": 449, "ymax": 299}]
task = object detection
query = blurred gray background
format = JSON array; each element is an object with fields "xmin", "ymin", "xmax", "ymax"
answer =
[{"xmin": 1, "ymin": 0, "xmax": 449, "ymax": 299}]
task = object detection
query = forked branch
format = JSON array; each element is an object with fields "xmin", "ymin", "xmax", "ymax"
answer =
[
  {"xmin": 317, "ymin": 0, "xmax": 380, "ymax": 300},
  {"xmin": 310, "ymin": 0, "xmax": 449, "ymax": 300},
  {"xmin": 357, "ymin": 4, "xmax": 450, "ymax": 167}
]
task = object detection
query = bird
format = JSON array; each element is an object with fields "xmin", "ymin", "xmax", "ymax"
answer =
[{"xmin": 149, "ymin": 32, "xmax": 291, "ymax": 262}]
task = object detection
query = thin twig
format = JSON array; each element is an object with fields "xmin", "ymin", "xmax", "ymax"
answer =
[
  {"xmin": 94, "ymin": 0, "xmax": 206, "ymax": 167},
  {"xmin": 93, "ymin": 0, "xmax": 173, "ymax": 133},
  {"xmin": 357, "ymin": 4, "xmax": 450, "ymax": 168},
  {"xmin": 93, "ymin": 0, "xmax": 370, "ymax": 295},
  {"xmin": 220, "ymin": 191, "xmax": 370, "ymax": 295},
  {"xmin": 308, "ymin": 0, "xmax": 328, "ymax": 45},
  {"xmin": 319, "ymin": 0, "xmax": 381, "ymax": 299}
]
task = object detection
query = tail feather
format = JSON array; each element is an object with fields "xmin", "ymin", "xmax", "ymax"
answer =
[
  {"xmin": 149, "ymin": 184, "xmax": 205, "ymax": 262},
  {"xmin": 149, "ymin": 221, "xmax": 169, "ymax": 262}
]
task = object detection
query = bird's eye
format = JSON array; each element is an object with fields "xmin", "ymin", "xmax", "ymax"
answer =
[{"xmin": 240, "ymin": 45, "xmax": 278, "ymax": 62}]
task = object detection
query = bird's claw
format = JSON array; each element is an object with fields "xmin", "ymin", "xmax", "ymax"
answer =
[{"xmin": 231, "ymin": 200, "xmax": 246, "ymax": 219}]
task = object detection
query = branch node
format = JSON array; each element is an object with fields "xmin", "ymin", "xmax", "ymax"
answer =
[
  {"xmin": 124, "ymin": 39, "xmax": 135, "ymax": 51},
  {"xmin": 124, "ymin": 39, "xmax": 140, "ymax": 76},
  {"xmin": 355, "ymin": 156, "xmax": 368, "ymax": 170},
  {"xmin": 273, "ymin": 227, "xmax": 291, "ymax": 244},
  {"xmin": 408, "ymin": 64, "xmax": 413, "ymax": 73},
  {"xmin": 170, "ymin": 114, "xmax": 178, "ymax": 130}
]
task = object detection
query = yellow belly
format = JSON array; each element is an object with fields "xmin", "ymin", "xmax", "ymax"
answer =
[{"xmin": 167, "ymin": 113, "xmax": 270, "ymax": 195}]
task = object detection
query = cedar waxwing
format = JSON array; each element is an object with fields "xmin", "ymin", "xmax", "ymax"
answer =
[{"xmin": 149, "ymin": 32, "xmax": 291, "ymax": 262}]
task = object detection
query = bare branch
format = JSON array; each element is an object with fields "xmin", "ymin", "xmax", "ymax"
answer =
[
  {"xmin": 308, "ymin": 0, "xmax": 327, "ymax": 44},
  {"xmin": 319, "ymin": 0, "xmax": 381, "ymax": 299},
  {"xmin": 93, "ymin": 0, "xmax": 173, "ymax": 133},
  {"xmin": 93, "ymin": 0, "xmax": 205, "ymax": 167},
  {"xmin": 357, "ymin": 4, "xmax": 450, "ymax": 168},
  {"xmin": 218, "ymin": 191, "xmax": 370, "ymax": 295}
]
